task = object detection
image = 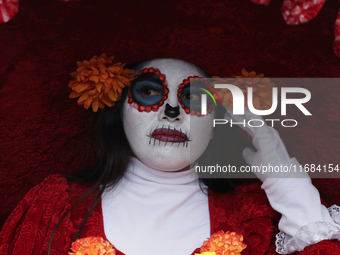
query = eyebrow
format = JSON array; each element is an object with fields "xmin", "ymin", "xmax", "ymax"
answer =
[
  {"xmin": 133, "ymin": 72, "xmax": 165, "ymax": 86},
  {"xmin": 179, "ymin": 76, "xmax": 204, "ymax": 88}
]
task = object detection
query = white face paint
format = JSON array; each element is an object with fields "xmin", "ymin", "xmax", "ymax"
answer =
[{"xmin": 123, "ymin": 58, "xmax": 214, "ymax": 171}]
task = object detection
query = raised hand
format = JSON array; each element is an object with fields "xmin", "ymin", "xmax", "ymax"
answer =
[{"xmin": 224, "ymin": 104, "xmax": 338, "ymax": 254}]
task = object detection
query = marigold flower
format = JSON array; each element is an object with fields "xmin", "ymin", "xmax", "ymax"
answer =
[
  {"xmin": 213, "ymin": 69, "xmax": 275, "ymax": 110},
  {"xmin": 200, "ymin": 231, "xmax": 247, "ymax": 255},
  {"xmin": 69, "ymin": 236, "xmax": 116, "ymax": 255},
  {"xmin": 69, "ymin": 53, "xmax": 135, "ymax": 112},
  {"xmin": 195, "ymin": 252, "xmax": 217, "ymax": 255}
]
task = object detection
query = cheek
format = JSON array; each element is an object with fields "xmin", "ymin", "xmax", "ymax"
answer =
[
  {"xmin": 191, "ymin": 113, "xmax": 214, "ymax": 138},
  {"xmin": 122, "ymin": 101, "xmax": 157, "ymax": 139},
  {"xmin": 189, "ymin": 113, "xmax": 215, "ymax": 159}
]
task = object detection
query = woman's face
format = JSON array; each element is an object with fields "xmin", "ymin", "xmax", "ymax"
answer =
[{"xmin": 123, "ymin": 59, "xmax": 214, "ymax": 171}]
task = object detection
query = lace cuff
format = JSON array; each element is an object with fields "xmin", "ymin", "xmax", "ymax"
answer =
[{"xmin": 275, "ymin": 205, "xmax": 340, "ymax": 254}]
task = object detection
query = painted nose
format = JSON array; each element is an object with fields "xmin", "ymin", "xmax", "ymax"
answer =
[{"xmin": 165, "ymin": 103, "xmax": 180, "ymax": 118}]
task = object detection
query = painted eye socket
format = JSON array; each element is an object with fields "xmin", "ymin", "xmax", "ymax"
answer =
[
  {"xmin": 178, "ymin": 76, "xmax": 213, "ymax": 116},
  {"xmin": 132, "ymin": 80, "xmax": 165, "ymax": 107},
  {"xmin": 128, "ymin": 68, "xmax": 169, "ymax": 112}
]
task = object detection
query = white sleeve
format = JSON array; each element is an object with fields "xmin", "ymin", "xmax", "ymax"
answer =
[
  {"xmin": 260, "ymin": 158, "xmax": 340, "ymax": 254},
  {"xmin": 275, "ymin": 205, "xmax": 340, "ymax": 254}
]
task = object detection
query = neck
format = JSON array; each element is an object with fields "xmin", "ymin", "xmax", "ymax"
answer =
[{"xmin": 126, "ymin": 156, "xmax": 199, "ymax": 185}]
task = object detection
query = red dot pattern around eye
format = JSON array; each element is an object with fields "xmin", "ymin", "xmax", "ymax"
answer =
[
  {"xmin": 128, "ymin": 68, "xmax": 169, "ymax": 112},
  {"xmin": 178, "ymin": 76, "xmax": 213, "ymax": 116}
]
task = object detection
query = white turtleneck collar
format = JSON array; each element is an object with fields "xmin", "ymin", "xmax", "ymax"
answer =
[
  {"xmin": 126, "ymin": 156, "xmax": 198, "ymax": 185},
  {"xmin": 101, "ymin": 157, "xmax": 210, "ymax": 255}
]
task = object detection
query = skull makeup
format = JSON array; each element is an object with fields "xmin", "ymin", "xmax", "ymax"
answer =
[{"xmin": 123, "ymin": 59, "xmax": 215, "ymax": 171}]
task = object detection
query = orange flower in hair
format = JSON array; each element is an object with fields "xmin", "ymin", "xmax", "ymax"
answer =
[
  {"xmin": 200, "ymin": 231, "xmax": 247, "ymax": 255},
  {"xmin": 213, "ymin": 69, "xmax": 275, "ymax": 110},
  {"xmin": 69, "ymin": 236, "xmax": 116, "ymax": 255},
  {"xmin": 69, "ymin": 53, "xmax": 135, "ymax": 112}
]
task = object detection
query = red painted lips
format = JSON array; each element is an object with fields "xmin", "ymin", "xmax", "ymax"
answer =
[{"xmin": 151, "ymin": 128, "xmax": 188, "ymax": 142}]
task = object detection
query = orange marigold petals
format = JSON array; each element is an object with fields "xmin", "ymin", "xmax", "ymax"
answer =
[
  {"xmin": 111, "ymin": 78, "xmax": 118, "ymax": 89},
  {"xmin": 107, "ymin": 90, "xmax": 117, "ymax": 101},
  {"xmin": 96, "ymin": 84, "xmax": 102, "ymax": 93},
  {"xmin": 75, "ymin": 83, "xmax": 91, "ymax": 94},
  {"xmin": 107, "ymin": 66, "xmax": 121, "ymax": 73},
  {"xmin": 101, "ymin": 72, "xmax": 109, "ymax": 80},
  {"xmin": 241, "ymin": 68, "xmax": 248, "ymax": 77},
  {"xmin": 101, "ymin": 97, "xmax": 113, "ymax": 107},
  {"xmin": 121, "ymin": 68, "xmax": 135, "ymax": 75},
  {"xmin": 69, "ymin": 236, "xmax": 116, "ymax": 255},
  {"xmin": 84, "ymin": 97, "xmax": 93, "ymax": 109},
  {"xmin": 68, "ymin": 54, "xmax": 135, "ymax": 112},
  {"xmin": 76, "ymin": 61, "xmax": 83, "ymax": 68},
  {"xmin": 200, "ymin": 231, "xmax": 247, "ymax": 255},
  {"xmin": 106, "ymin": 77, "xmax": 113, "ymax": 84},
  {"xmin": 99, "ymin": 101, "xmax": 105, "ymax": 109},
  {"xmin": 69, "ymin": 91, "xmax": 81, "ymax": 98},
  {"xmin": 116, "ymin": 74, "xmax": 130, "ymax": 85},
  {"xmin": 90, "ymin": 75, "xmax": 100, "ymax": 84},
  {"xmin": 78, "ymin": 92, "xmax": 90, "ymax": 103},
  {"xmin": 89, "ymin": 88, "xmax": 99, "ymax": 96},
  {"xmin": 213, "ymin": 69, "xmax": 276, "ymax": 111},
  {"xmin": 92, "ymin": 97, "xmax": 99, "ymax": 112},
  {"xmin": 116, "ymin": 79, "xmax": 126, "ymax": 88}
]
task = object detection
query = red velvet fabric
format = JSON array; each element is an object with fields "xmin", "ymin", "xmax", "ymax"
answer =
[
  {"xmin": 1, "ymin": 175, "xmax": 340, "ymax": 255},
  {"xmin": 1, "ymin": 0, "xmax": 340, "ymax": 236}
]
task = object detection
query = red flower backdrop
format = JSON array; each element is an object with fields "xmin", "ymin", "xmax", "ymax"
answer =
[
  {"xmin": 251, "ymin": 0, "xmax": 340, "ymax": 57},
  {"xmin": 0, "ymin": 0, "xmax": 340, "ymax": 230},
  {"xmin": 0, "ymin": 0, "xmax": 18, "ymax": 22}
]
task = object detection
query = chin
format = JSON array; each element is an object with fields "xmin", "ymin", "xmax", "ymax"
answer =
[
  {"xmin": 135, "ymin": 149, "xmax": 192, "ymax": 171},
  {"xmin": 131, "ymin": 135, "xmax": 211, "ymax": 171}
]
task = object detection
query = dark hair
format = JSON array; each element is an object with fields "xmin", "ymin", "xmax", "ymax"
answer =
[{"xmin": 48, "ymin": 58, "xmax": 249, "ymax": 253}]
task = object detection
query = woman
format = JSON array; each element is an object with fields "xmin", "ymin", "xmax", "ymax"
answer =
[{"xmin": 0, "ymin": 57, "xmax": 340, "ymax": 255}]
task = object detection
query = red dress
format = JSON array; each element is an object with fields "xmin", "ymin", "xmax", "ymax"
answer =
[{"xmin": 0, "ymin": 175, "xmax": 339, "ymax": 255}]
